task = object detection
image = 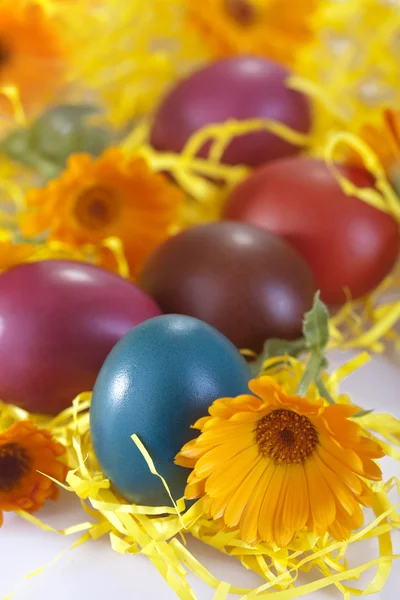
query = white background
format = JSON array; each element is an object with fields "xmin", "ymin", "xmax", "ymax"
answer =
[{"xmin": 1, "ymin": 350, "xmax": 400, "ymax": 600}]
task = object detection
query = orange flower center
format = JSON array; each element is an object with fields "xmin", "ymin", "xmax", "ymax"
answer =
[
  {"xmin": 0, "ymin": 443, "xmax": 31, "ymax": 491},
  {"xmin": 255, "ymin": 409, "xmax": 318, "ymax": 463},
  {"xmin": 74, "ymin": 186, "xmax": 121, "ymax": 232},
  {"xmin": 224, "ymin": 0, "xmax": 258, "ymax": 26}
]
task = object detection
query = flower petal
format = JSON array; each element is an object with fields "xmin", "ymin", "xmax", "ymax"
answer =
[
  {"xmin": 205, "ymin": 444, "xmax": 260, "ymax": 497},
  {"xmin": 360, "ymin": 457, "xmax": 382, "ymax": 481},
  {"xmin": 194, "ymin": 434, "xmax": 254, "ymax": 478},
  {"xmin": 319, "ymin": 435, "xmax": 364, "ymax": 476},
  {"xmin": 282, "ymin": 463, "xmax": 309, "ymax": 534},
  {"xmin": 258, "ymin": 464, "xmax": 287, "ymax": 544},
  {"xmin": 224, "ymin": 456, "xmax": 265, "ymax": 528},
  {"xmin": 304, "ymin": 458, "xmax": 336, "ymax": 534},
  {"xmin": 317, "ymin": 445, "xmax": 362, "ymax": 495},
  {"xmin": 313, "ymin": 453, "xmax": 359, "ymax": 516},
  {"xmin": 239, "ymin": 460, "xmax": 275, "ymax": 544}
]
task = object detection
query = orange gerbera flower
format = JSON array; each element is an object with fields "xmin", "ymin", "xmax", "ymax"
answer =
[
  {"xmin": 0, "ymin": 420, "xmax": 68, "ymax": 527},
  {"xmin": 20, "ymin": 149, "xmax": 184, "ymax": 277},
  {"xmin": 184, "ymin": 0, "xmax": 317, "ymax": 67},
  {"xmin": 0, "ymin": 0, "xmax": 67, "ymax": 119},
  {"xmin": 176, "ymin": 377, "xmax": 384, "ymax": 547}
]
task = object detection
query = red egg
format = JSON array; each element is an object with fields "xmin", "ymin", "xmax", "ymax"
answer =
[
  {"xmin": 150, "ymin": 56, "xmax": 311, "ymax": 168},
  {"xmin": 224, "ymin": 157, "xmax": 400, "ymax": 304},
  {"xmin": 0, "ymin": 261, "xmax": 161, "ymax": 414}
]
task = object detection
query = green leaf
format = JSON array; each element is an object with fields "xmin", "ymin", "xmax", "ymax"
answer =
[
  {"xmin": 76, "ymin": 126, "xmax": 112, "ymax": 157},
  {"xmin": 352, "ymin": 409, "xmax": 374, "ymax": 418},
  {"xmin": 31, "ymin": 104, "xmax": 104, "ymax": 163},
  {"xmin": 302, "ymin": 291, "xmax": 330, "ymax": 352},
  {"xmin": 36, "ymin": 104, "xmax": 101, "ymax": 130},
  {"xmin": 262, "ymin": 337, "xmax": 307, "ymax": 359},
  {"xmin": 2, "ymin": 129, "xmax": 33, "ymax": 162}
]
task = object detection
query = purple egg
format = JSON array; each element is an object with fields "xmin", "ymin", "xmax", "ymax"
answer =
[
  {"xmin": 150, "ymin": 56, "xmax": 311, "ymax": 168},
  {"xmin": 0, "ymin": 260, "xmax": 161, "ymax": 414}
]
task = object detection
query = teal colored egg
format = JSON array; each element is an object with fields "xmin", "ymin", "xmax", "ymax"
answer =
[{"xmin": 90, "ymin": 314, "xmax": 252, "ymax": 506}]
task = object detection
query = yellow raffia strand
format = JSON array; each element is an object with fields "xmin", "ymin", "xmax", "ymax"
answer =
[
  {"xmin": 121, "ymin": 115, "xmax": 305, "ymax": 225},
  {"xmin": 1, "ymin": 355, "xmax": 399, "ymax": 599},
  {"xmin": 325, "ymin": 131, "xmax": 400, "ymax": 219},
  {"xmin": 296, "ymin": 0, "xmax": 400, "ymax": 154},
  {"xmin": 122, "ymin": 114, "xmax": 309, "ymax": 224},
  {"xmin": 0, "ymin": 159, "xmax": 28, "ymax": 217},
  {"xmin": 180, "ymin": 118, "xmax": 310, "ymax": 163},
  {"xmin": 329, "ymin": 281, "xmax": 400, "ymax": 354},
  {"xmin": 0, "ymin": 86, "xmax": 26, "ymax": 127},
  {"xmin": 0, "ymin": 231, "xmax": 130, "ymax": 279}
]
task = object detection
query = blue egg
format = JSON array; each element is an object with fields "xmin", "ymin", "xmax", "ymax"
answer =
[{"xmin": 90, "ymin": 314, "xmax": 252, "ymax": 506}]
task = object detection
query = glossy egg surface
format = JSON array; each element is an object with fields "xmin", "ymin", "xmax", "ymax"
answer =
[{"xmin": 90, "ymin": 314, "xmax": 252, "ymax": 505}]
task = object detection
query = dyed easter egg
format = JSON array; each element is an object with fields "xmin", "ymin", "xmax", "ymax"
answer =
[
  {"xmin": 90, "ymin": 314, "xmax": 252, "ymax": 505},
  {"xmin": 0, "ymin": 260, "xmax": 161, "ymax": 414},
  {"xmin": 223, "ymin": 158, "xmax": 400, "ymax": 304},
  {"xmin": 150, "ymin": 56, "xmax": 311, "ymax": 168},
  {"xmin": 138, "ymin": 222, "xmax": 316, "ymax": 352}
]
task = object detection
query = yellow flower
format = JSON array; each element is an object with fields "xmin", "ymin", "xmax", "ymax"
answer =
[
  {"xmin": 0, "ymin": 0, "xmax": 67, "ymax": 120},
  {"xmin": 20, "ymin": 149, "xmax": 184, "ymax": 277},
  {"xmin": 184, "ymin": 0, "xmax": 317, "ymax": 67},
  {"xmin": 0, "ymin": 420, "xmax": 68, "ymax": 527},
  {"xmin": 176, "ymin": 377, "xmax": 384, "ymax": 547}
]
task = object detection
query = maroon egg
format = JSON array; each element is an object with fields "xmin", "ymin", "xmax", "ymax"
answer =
[
  {"xmin": 138, "ymin": 222, "xmax": 316, "ymax": 352},
  {"xmin": 150, "ymin": 56, "xmax": 311, "ymax": 168},
  {"xmin": 0, "ymin": 261, "xmax": 161, "ymax": 414}
]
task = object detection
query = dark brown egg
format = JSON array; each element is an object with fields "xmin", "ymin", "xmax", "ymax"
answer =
[{"xmin": 138, "ymin": 222, "xmax": 317, "ymax": 352}]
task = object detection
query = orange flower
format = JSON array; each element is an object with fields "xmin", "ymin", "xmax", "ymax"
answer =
[
  {"xmin": 0, "ymin": 421, "xmax": 68, "ymax": 527},
  {"xmin": 350, "ymin": 109, "xmax": 400, "ymax": 182},
  {"xmin": 176, "ymin": 377, "xmax": 384, "ymax": 547},
  {"xmin": 20, "ymin": 149, "xmax": 184, "ymax": 277},
  {"xmin": 184, "ymin": 0, "xmax": 317, "ymax": 67},
  {"xmin": 0, "ymin": 0, "xmax": 67, "ymax": 119},
  {"xmin": 0, "ymin": 238, "xmax": 35, "ymax": 272}
]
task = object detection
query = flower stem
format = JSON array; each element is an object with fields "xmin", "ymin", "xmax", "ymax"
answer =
[
  {"xmin": 296, "ymin": 351, "xmax": 335, "ymax": 404},
  {"xmin": 315, "ymin": 374, "xmax": 335, "ymax": 405},
  {"xmin": 296, "ymin": 352, "xmax": 323, "ymax": 397}
]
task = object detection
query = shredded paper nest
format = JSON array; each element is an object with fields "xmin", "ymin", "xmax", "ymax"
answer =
[{"xmin": 1, "ymin": 355, "xmax": 400, "ymax": 599}]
